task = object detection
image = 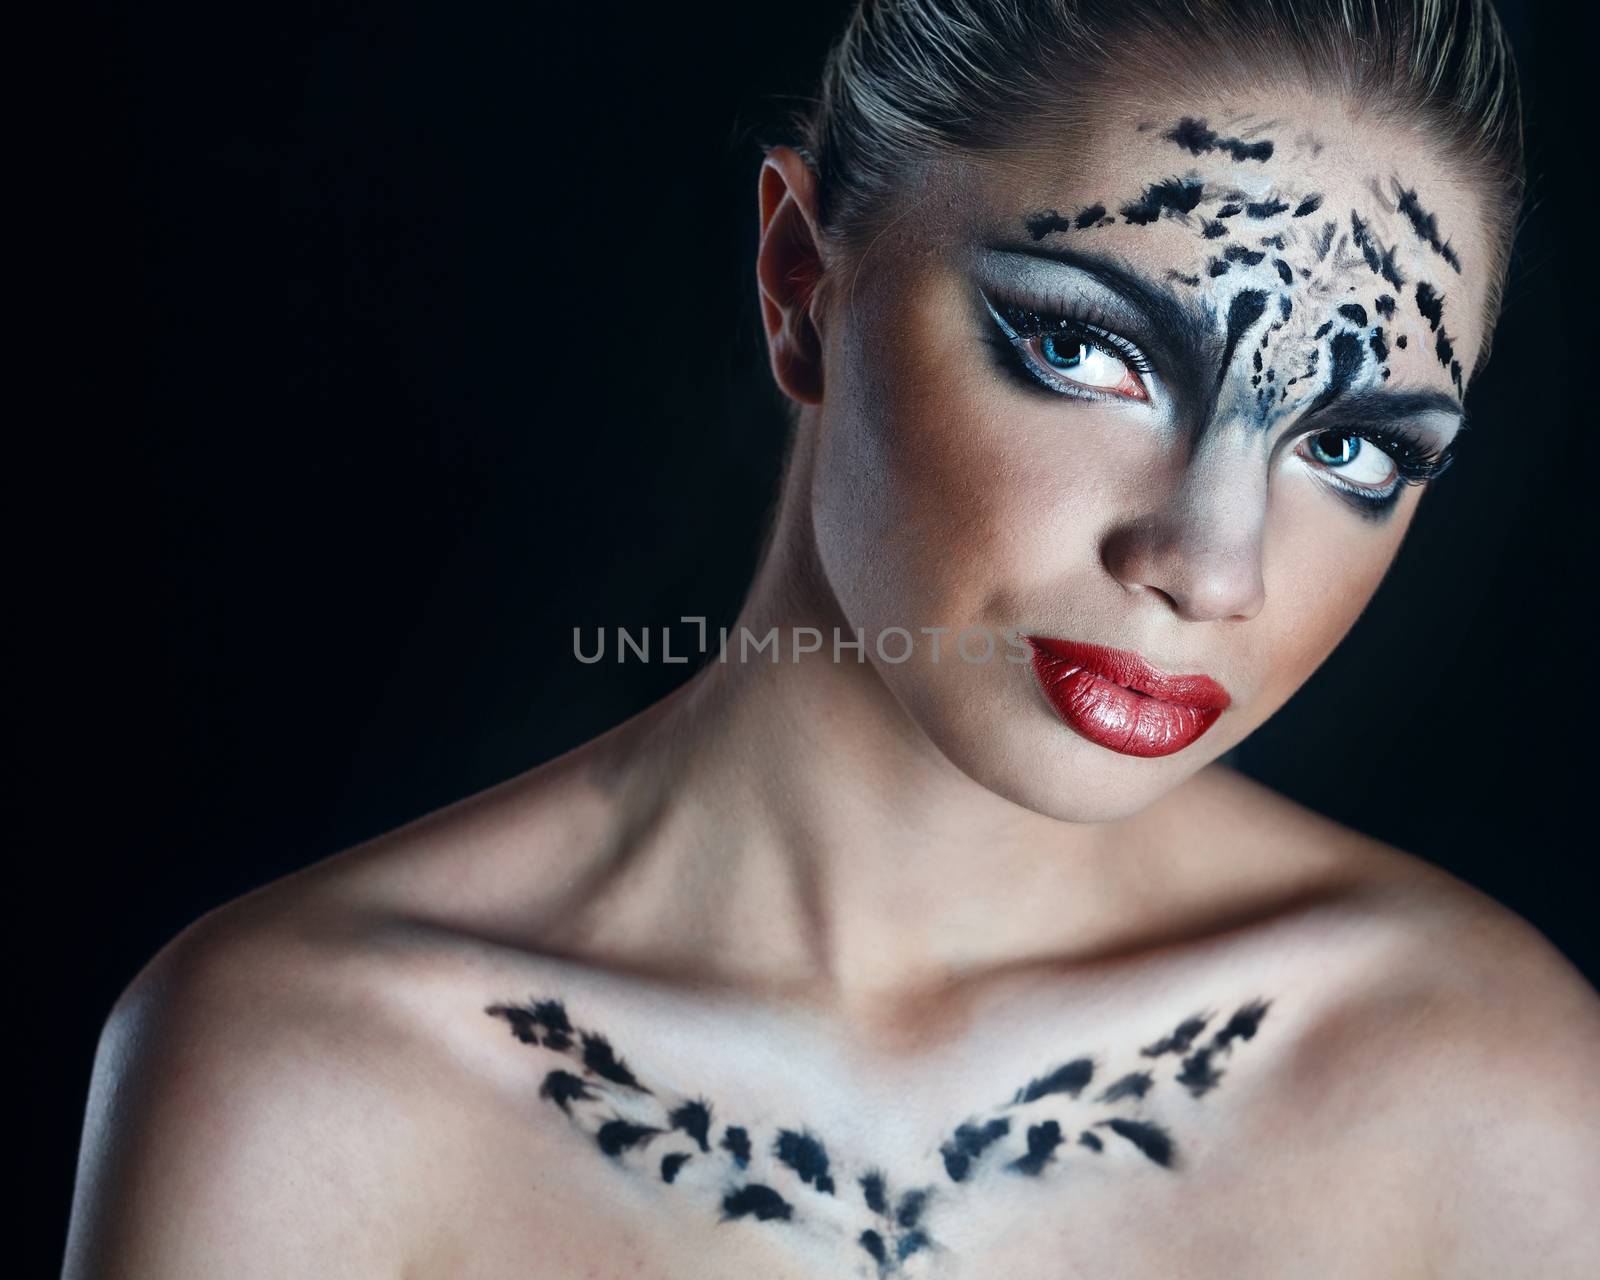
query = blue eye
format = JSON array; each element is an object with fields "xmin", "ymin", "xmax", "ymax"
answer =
[
  {"xmin": 1308, "ymin": 431, "xmax": 1360, "ymax": 466},
  {"xmin": 1040, "ymin": 335, "xmax": 1085, "ymax": 369}
]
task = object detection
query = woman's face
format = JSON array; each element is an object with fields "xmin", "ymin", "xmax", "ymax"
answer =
[{"xmin": 805, "ymin": 89, "xmax": 1494, "ymax": 822}]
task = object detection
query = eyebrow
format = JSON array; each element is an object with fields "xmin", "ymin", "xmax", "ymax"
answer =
[
  {"xmin": 981, "ymin": 239, "xmax": 1220, "ymax": 370},
  {"xmin": 1298, "ymin": 386, "xmax": 1466, "ymax": 441}
]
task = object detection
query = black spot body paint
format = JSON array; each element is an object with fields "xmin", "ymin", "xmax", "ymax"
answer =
[
  {"xmin": 1142, "ymin": 1013, "xmax": 1212, "ymax": 1058},
  {"xmin": 1096, "ymin": 1071, "xmax": 1155, "ymax": 1103},
  {"xmin": 1121, "ymin": 177, "xmax": 1205, "ymax": 224},
  {"xmin": 540, "ymin": 1069, "xmax": 596, "ymax": 1114},
  {"xmin": 1202, "ymin": 219, "xmax": 1228, "ymax": 239},
  {"xmin": 1278, "ymin": 294, "xmax": 1293, "ymax": 320},
  {"xmin": 598, "ymin": 1118, "xmax": 664, "ymax": 1158},
  {"xmin": 775, "ymin": 1129, "xmax": 836, "ymax": 1195},
  {"xmin": 1260, "ymin": 233, "xmax": 1286, "ymax": 249},
  {"xmin": 1292, "ymin": 194, "xmax": 1324, "ymax": 217},
  {"xmin": 582, "ymin": 1032, "xmax": 650, "ymax": 1092},
  {"xmin": 1098, "ymin": 1118, "xmax": 1176, "ymax": 1169},
  {"xmin": 489, "ymin": 992, "xmax": 1276, "ymax": 1274},
  {"xmin": 1337, "ymin": 303, "xmax": 1368, "ymax": 326},
  {"xmin": 722, "ymin": 1184, "xmax": 793, "ymax": 1222},
  {"xmin": 1313, "ymin": 321, "xmax": 1333, "ymax": 339},
  {"xmin": 1396, "ymin": 334, "xmax": 1407, "ymax": 349},
  {"xmin": 1011, "ymin": 1057, "xmax": 1095, "ymax": 1104},
  {"xmin": 1223, "ymin": 244, "xmax": 1265, "ymax": 266},
  {"xmin": 860, "ymin": 1229, "xmax": 888, "ymax": 1265},
  {"xmin": 1211, "ymin": 998, "xmax": 1271, "ymax": 1049},
  {"xmin": 1007, "ymin": 1120, "xmax": 1066, "ymax": 1176},
  {"xmin": 1315, "ymin": 221, "xmax": 1336, "ymax": 261},
  {"xmin": 1207, "ymin": 258, "xmax": 1231, "ymax": 278},
  {"xmin": 1216, "ymin": 202, "xmax": 1243, "ymax": 218},
  {"xmin": 1370, "ymin": 331, "xmax": 1389, "ymax": 362},
  {"xmin": 1273, "ymin": 258, "xmax": 1293, "ymax": 285},
  {"xmin": 940, "ymin": 1117, "xmax": 1011, "ymax": 1182},
  {"xmin": 670, "ymin": 1099, "xmax": 714, "ymax": 1152},
  {"xmin": 722, "ymin": 1125, "xmax": 752, "ymax": 1167},
  {"xmin": 1394, "ymin": 184, "xmax": 1462, "ymax": 272},
  {"xmin": 1374, "ymin": 294, "xmax": 1396, "ymax": 318},
  {"xmin": 1163, "ymin": 117, "xmax": 1275, "ymax": 162},
  {"xmin": 1245, "ymin": 197, "xmax": 1289, "ymax": 218},
  {"xmin": 662, "ymin": 1152, "xmax": 692, "ymax": 1183}
]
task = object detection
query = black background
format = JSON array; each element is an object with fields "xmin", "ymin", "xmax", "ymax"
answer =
[{"xmin": 29, "ymin": 2, "xmax": 1594, "ymax": 1270}]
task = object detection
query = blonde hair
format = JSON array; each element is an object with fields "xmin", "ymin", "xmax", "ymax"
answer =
[{"xmin": 790, "ymin": 0, "xmax": 1524, "ymax": 360}]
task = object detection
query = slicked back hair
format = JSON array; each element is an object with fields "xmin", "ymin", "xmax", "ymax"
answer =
[{"xmin": 786, "ymin": 0, "xmax": 1523, "ymax": 355}]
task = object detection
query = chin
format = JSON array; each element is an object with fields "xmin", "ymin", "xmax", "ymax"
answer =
[{"xmin": 905, "ymin": 686, "xmax": 1225, "ymax": 825}]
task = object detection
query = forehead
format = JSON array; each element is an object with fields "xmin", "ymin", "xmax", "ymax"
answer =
[{"xmin": 921, "ymin": 90, "xmax": 1492, "ymax": 403}]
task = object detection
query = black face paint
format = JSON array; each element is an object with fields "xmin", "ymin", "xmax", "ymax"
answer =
[
  {"xmin": 1303, "ymin": 329, "xmax": 1366, "ymax": 419},
  {"xmin": 1219, "ymin": 289, "xmax": 1270, "ymax": 384},
  {"xmin": 1162, "ymin": 117, "xmax": 1275, "ymax": 162},
  {"xmin": 1338, "ymin": 303, "xmax": 1368, "ymax": 326},
  {"xmin": 1374, "ymin": 293, "xmax": 1396, "ymax": 318},
  {"xmin": 1292, "ymin": 193, "xmax": 1324, "ymax": 217},
  {"xmin": 1393, "ymin": 184, "xmax": 1463, "ymax": 272},
  {"xmin": 1245, "ymin": 197, "xmax": 1290, "ymax": 218},
  {"xmin": 1350, "ymin": 211, "xmax": 1406, "ymax": 289},
  {"xmin": 1121, "ymin": 177, "xmax": 1205, "ymax": 224}
]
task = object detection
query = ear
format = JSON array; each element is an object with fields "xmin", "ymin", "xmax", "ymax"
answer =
[{"xmin": 756, "ymin": 146, "xmax": 827, "ymax": 405}]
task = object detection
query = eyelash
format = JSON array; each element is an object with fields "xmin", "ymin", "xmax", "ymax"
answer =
[
  {"xmin": 981, "ymin": 292, "xmax": 1153, "ymax": 402},
  {"xmin": 980, "ymin": 290, "xmax": 1458, "ymax": 518}
]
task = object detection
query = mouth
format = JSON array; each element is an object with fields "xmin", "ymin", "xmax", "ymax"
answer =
[{"xmin": 1023, "ymin": 635, "xmax": 1231, "ymax": 759}]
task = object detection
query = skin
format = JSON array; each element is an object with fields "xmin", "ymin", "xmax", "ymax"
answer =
[{"xmin": 62, "ymin": 88, "xmax": 1600, "ymax": 1280}]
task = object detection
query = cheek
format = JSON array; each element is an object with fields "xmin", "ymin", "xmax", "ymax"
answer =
[
  {"xmin": 1253, "ymin": 482, "xmax": 1418, "ymax": 704},
  {"xmin": 809, "ymin": 287, "xmax": 1154, "ymax": 630}
]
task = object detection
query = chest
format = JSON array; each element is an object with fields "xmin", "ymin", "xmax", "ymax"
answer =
[{"xmin": 407, "ymin": 987, "xmax": 1440, "ymax": 1278}]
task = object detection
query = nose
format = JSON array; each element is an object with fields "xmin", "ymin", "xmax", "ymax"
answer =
[{"xmin": 1099, "ymin": 438, "xmax": 1268, "ymax": 622}]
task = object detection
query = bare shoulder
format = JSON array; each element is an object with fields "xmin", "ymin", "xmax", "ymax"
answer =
[
  {"xmin": 62, "ymin": 876, "xmax": 460, "ymax": 1278},
  {"xmin": 1190, "ymin": 766, "xmax": 1600, "ymax": 1275},
  {"xmin": 62, "ymin": 741, "xmax": 623, "ymax": 1278}
]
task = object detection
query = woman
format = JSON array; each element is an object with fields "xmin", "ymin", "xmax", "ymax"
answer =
[{"xmin": 63, "ymin": 1, "xmax": 1599, "ymax": 1276}]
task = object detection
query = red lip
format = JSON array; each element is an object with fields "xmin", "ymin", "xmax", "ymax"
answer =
[{"xmin": 1024, "ymin": 635, "xmax": 1231, "ymax": 759}]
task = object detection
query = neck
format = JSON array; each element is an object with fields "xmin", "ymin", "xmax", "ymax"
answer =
[{"xmin": 559, "ymin": 418, "xmax": 1256, "ymax": 1030}]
